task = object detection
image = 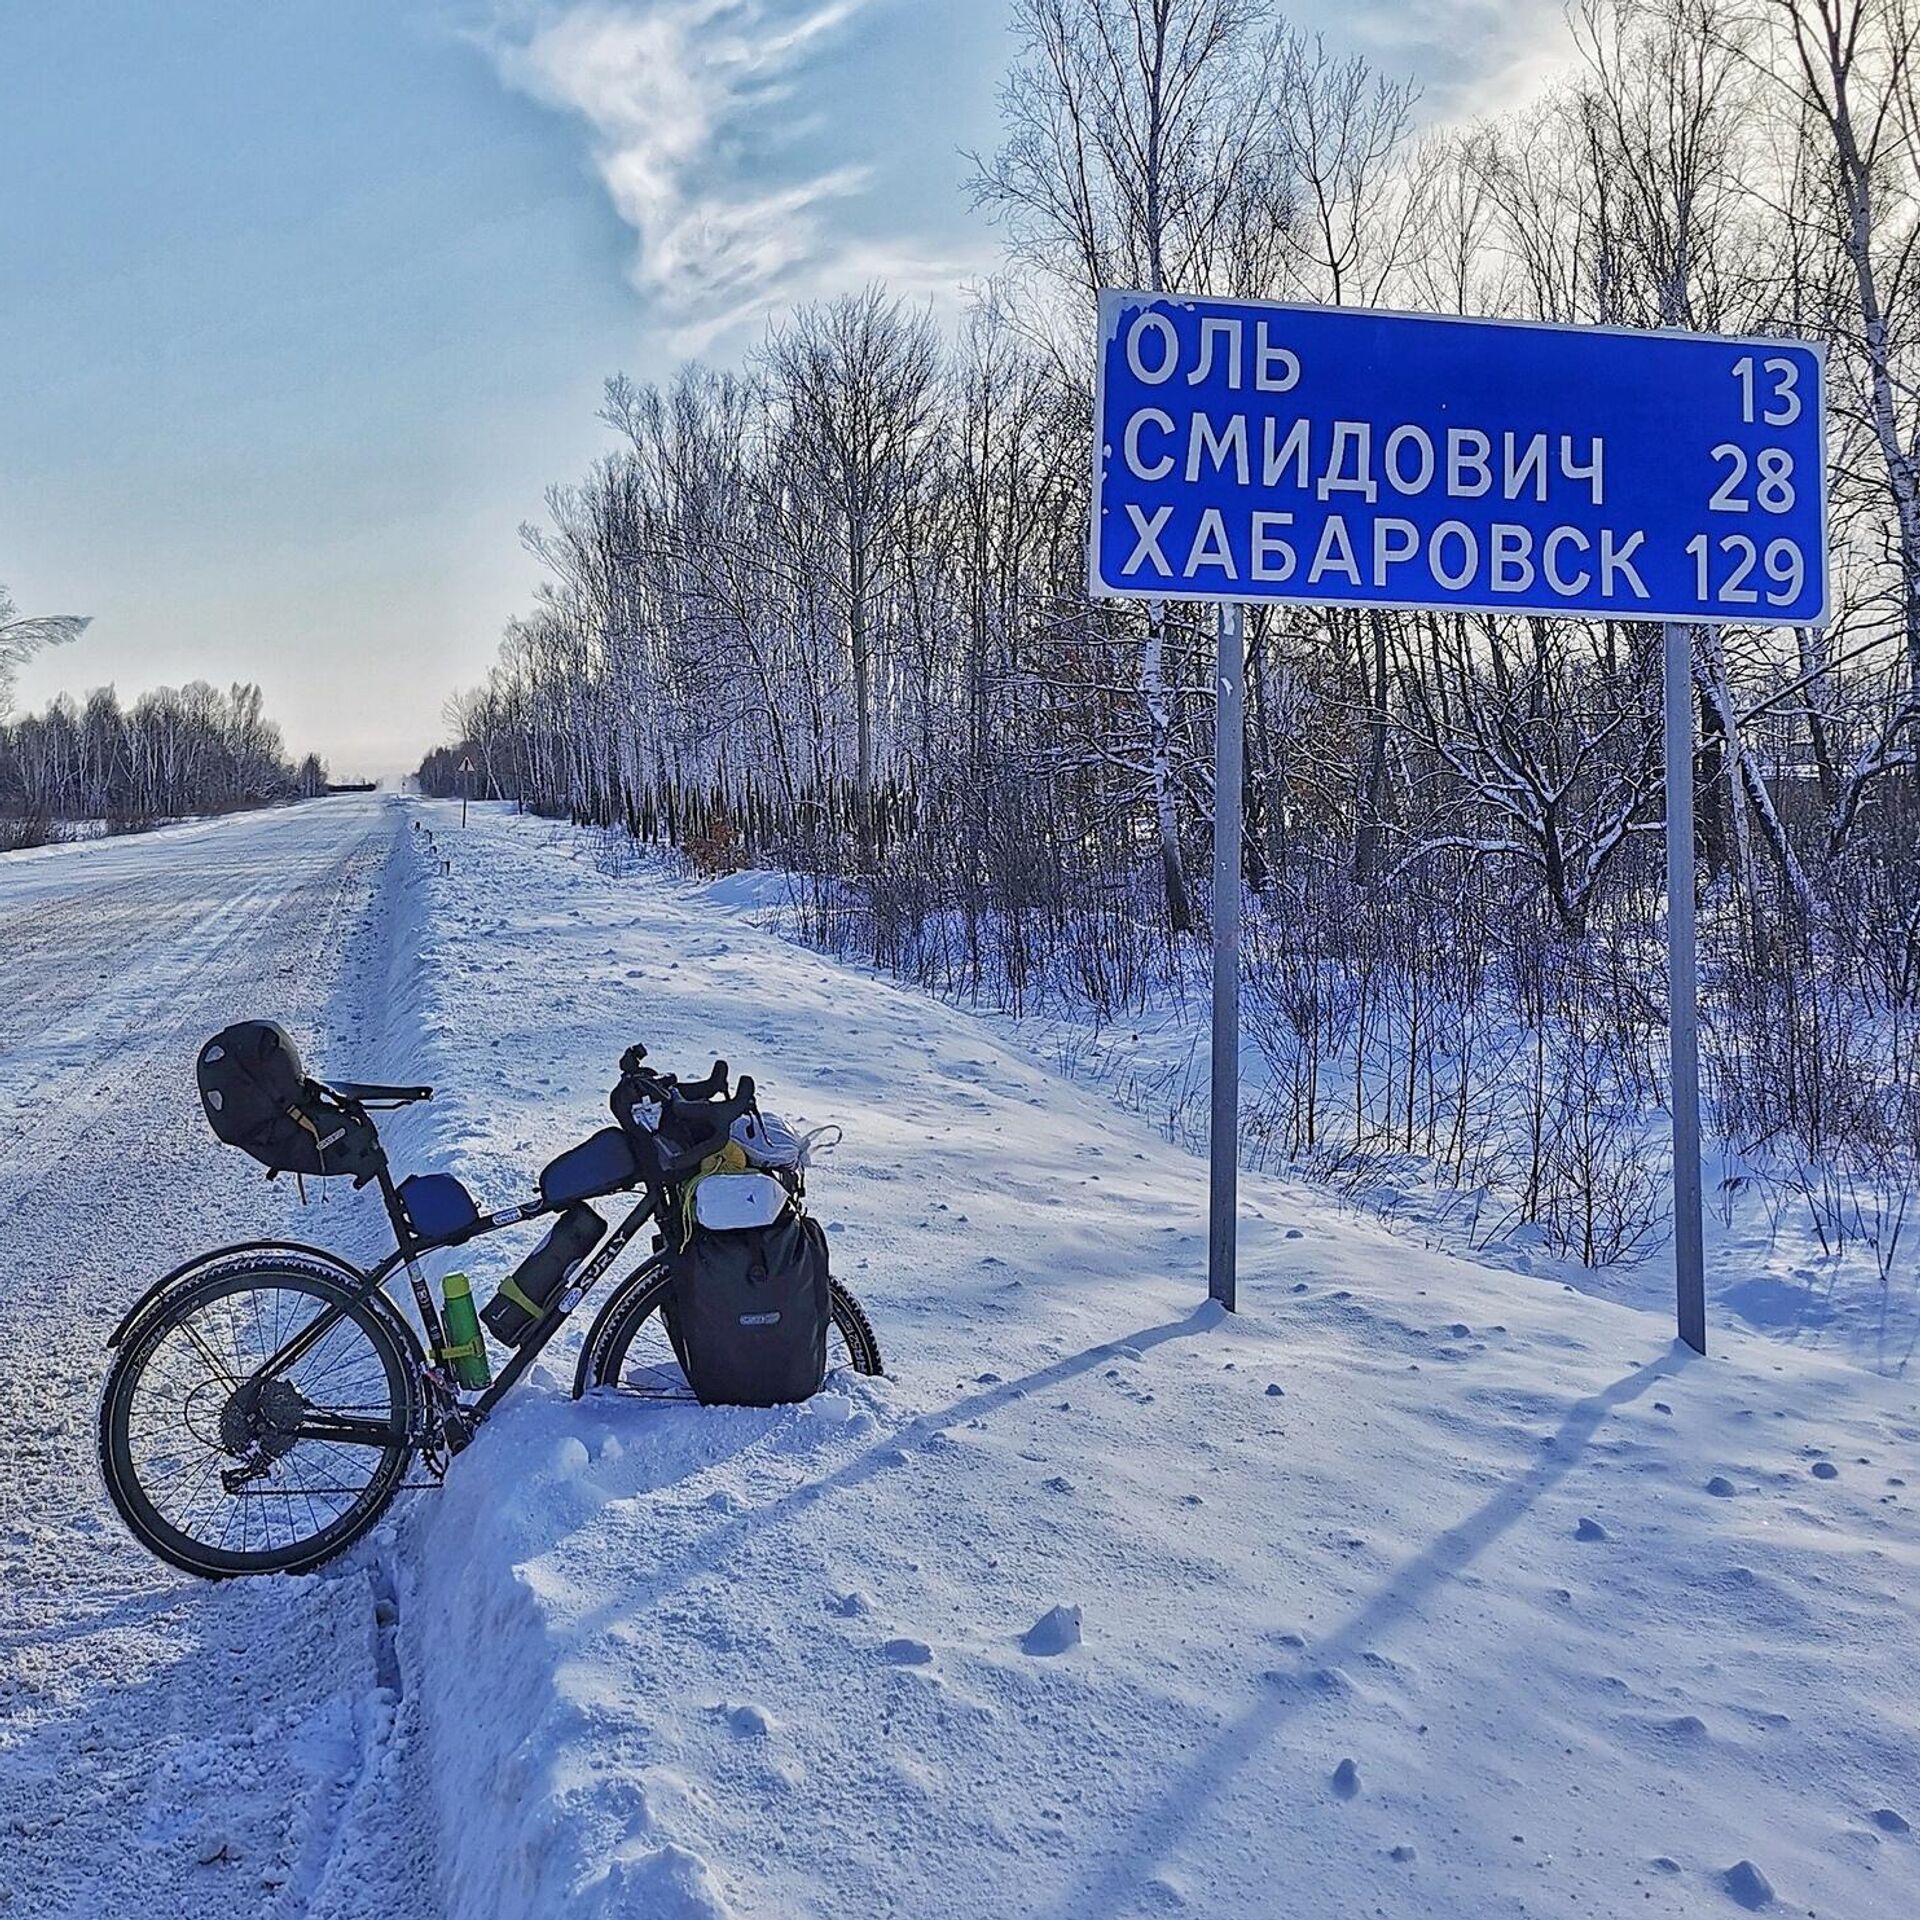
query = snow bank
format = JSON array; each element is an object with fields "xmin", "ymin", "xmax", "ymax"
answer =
[
  {"xmin": 691, "ymin": 843, "xmax": 1918, "ymax": 1375},
  {"xmin": 391, "ymin": 801, "xmax": 1920, "ymax": 1919}
]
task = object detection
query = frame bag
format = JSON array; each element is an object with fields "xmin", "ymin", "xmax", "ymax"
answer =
[
  {"xmin": 196, "ymin": 1021, "xmax": 383, "ymax": 1184},
  {"xmin": 668, "ymin": 1182, "xmax": 830, "ymax": 1408}
]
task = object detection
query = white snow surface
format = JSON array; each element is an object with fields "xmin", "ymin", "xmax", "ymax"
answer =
[
  {"xmin": 987, "ymin": 977, "xmax": 1920, "ymax": 1376},
  {"xmin": 4, "ymin": 796, "xmax": 1918, "ymax": 1918}
]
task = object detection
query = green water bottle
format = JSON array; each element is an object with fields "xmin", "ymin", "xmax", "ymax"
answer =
[{"xmin": 438, "ymin": 1272, "xmax": 492, "ymax": 1391}]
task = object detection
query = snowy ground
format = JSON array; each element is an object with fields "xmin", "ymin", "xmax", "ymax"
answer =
[
  {"xmin": 5, "ymin": 797, "xmax": 1918, "ymax": 1918},
  {"xmin": 985, "ymin": 976, "xmax": 1920, "ymax": 1379},
  {"xmin": 395, "ymin": 804, "xmax": 1919, "ymax": 1919}
]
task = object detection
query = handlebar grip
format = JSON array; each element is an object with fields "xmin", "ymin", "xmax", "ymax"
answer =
[
  {"xmin": 674, "ymin": 1059, "xmax": 732, "ymax": 1102},
  {"xmin": 654, "ymin": 1076, "xmax": 759, "ymax": 1176}
]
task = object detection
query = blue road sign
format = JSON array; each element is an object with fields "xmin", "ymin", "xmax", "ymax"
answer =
[{"xmin": 1089, "ymin": 291, "xmax": 1828, "ymax": 625}]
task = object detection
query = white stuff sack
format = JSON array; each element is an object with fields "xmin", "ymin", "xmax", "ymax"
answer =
[
  {"xmin": 730, "ymin": 1109, "xmax": 804, "ymax": 1170},
  {"xmin": 691, "ymin": 1170, "xmax": 791, "ymax": 1232}
]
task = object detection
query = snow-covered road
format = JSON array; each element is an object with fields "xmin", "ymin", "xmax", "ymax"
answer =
[
  {"xmin": 0, "ymin": 797, "xmax": 437, "ymax": 1918},
  {"xmin": 4, "ymin": 799, "xmax": 1917, "ymax": 1920}
]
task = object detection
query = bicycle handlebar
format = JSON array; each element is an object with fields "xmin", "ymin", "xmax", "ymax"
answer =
[{"xmin": 611, "ymin": 1045, "xmax": 756, "ymax": 1178}]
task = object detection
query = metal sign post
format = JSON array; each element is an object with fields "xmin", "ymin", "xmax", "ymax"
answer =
[
  {"xmin": 1209, "ymin": 602, "xmax": 1245, "ymax": 1310},
  {"xmin": 1663, "ymin": 621, "xmax": 1707, "ymax": 1353},
  {"xmin": 1086, "ymin": 289, "xmax": 1827, "ymax": 1341}
]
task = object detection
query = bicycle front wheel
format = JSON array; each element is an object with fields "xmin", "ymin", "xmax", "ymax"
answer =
[{"xmin": 100, "ymin": 1263, "xmax": 418, "ymax": 1578}]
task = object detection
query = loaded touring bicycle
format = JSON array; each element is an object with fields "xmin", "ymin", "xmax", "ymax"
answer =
[{"xmin": 99, "ymin": 1023, "xmax": 882, "ymax": 1578}]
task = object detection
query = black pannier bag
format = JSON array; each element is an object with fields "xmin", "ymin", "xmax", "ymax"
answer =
[
  {"xmin": 197, "ymin": 1021, "xmax": 383, "ymax": 1185},
  {"xmin": 481, "ymin": 1202, "xmax": 604, "ymax": 1346},
  {"xmin": 667, "ymin": 1195, "xmax": 831, "ymax": 1408}
]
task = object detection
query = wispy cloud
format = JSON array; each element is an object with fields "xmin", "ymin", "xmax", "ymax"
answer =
[
  {"xmin": 1341, "ymin": 0, "xmax": 1575, "ymax": 122},
  {"xmin": 482, "ymin": 0, "xmax": 982, "ymax": 351}
]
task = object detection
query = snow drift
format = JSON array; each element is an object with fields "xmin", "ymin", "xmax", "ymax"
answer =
[{"xmin": 376, "ymin": 803, "xmax": 1919, "ymax": 1919}]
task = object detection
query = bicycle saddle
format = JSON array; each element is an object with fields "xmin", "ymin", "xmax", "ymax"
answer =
[{"xmin": 322, "ymin": 1080, "xmax": 434, "ymax": 1105}]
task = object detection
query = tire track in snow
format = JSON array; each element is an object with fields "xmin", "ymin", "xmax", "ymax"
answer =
[
  {"xmin": 0, "ymin": 872, "xmax": 283, "ymax": 1198},
  {"xmin": 0, "ymin": 869, "xmax": 240, "ymax": 1155}
]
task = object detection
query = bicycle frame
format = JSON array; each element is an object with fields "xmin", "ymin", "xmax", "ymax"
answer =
[
  {"xmin": 172, "ymin": 1047, "xmax": 752, "ymax": 1458},
  {"xmin": 253, "ymin": 1153, "xmax": 665, "ymax": 1452}
]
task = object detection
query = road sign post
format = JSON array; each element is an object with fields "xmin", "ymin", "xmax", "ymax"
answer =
[
  {"xmin": 1663, "ymin": 621, "xmax": 1707, "ymax": 1353},
  {"xmin": 1209, "ymin": 602, "xmax": 1245, "ymax": 1312},
  {"xmin": 1087, "ymin": 290, "xmax": 1827, "ymax": 1344}
]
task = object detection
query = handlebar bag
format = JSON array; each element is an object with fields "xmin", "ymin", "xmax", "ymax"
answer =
[
  {"xmin": 197, "ymin": 1021, "xmax": 383, "ymax": 1184},
  {"xmin": 666, "ymin": 1203, "xmax": 830, "ymax": 1408},
  {"xmin": 689, "ymin": 1170, "xmax": 789, "ymax": 1231}
]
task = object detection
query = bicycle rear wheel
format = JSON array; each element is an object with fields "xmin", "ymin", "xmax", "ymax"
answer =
[
  {"xmin": 100, "ymin": 1263, "xmax": 418, "ymax": 1578},
  {"xmin": 575, "ymin": 1257, "xmax": 884, "ymax": 1399}
]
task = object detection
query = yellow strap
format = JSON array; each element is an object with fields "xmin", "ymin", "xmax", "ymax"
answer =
[{"xmin": 496, "ymin": 1274, "xmax": 545, "ymax": 1319}]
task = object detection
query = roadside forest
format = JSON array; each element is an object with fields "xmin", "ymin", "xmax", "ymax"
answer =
[
  {"xmin": 0, "ymin": 673, "xmax": 321, "ymax": 851},
  {"xmin": 421, "ymin": 0, "xmax": 1920, "ymax": 1281}
]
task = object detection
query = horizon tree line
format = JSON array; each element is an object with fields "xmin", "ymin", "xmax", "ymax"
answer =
[{"xmin": 0, "ymin": 677, "xmax": 322, "ymax": 846}]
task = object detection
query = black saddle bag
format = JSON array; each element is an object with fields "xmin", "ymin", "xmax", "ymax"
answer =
[
  {"xmin": 197, "ymin": 1021, "xmax": 383, "ymax": 1184},
  {"xmin": 667, "ymin": 1210, "xmax": 831, "ymax": 1408}
]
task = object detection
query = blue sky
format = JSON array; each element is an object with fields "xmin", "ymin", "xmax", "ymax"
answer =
[{"xmin": 1, "ymin": 1, "xmax": 1559, "ymax": 777}]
